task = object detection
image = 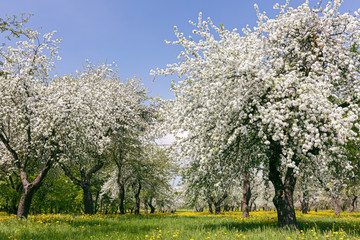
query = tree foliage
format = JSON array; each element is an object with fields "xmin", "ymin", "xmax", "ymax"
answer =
[{"xmin": 153, "ymin": 0, "xmax": 360, "ymax": 228}]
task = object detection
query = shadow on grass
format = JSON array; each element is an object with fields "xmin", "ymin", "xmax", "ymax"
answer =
[
  {"xmin": 0, "ymin": 215, "xmax": 155, "ymax": 240},
  {"xmin": 203, "ymin": 220, "xmax": 277, "ymax": 232},
  {"xmin": 200, "ymin": 217, "xmax": 360, "ymax": 236},
  {"xmin": 2, "ymin": 213, "xmax": 360, "ymax": 239},
  {"xmin": 297, "ymin": 219, "xmax": 360, "ymax": 235}
]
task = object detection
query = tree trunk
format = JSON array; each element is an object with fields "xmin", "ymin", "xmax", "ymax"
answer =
[
  {"xmin": 301, "ymin": 201, "xmax": 309, "ymax": 214},
  {"xmin": 60, "ymin": 159, "xmax": 103, "ymax": 215},
  {"xmin": 149, "ymin": 205, "xmax": 155, "ymax": 213},
  {"xmin": 214, "ymin": 202, "xmax": 221, "ymax": 215},
  {"xmin": 333, "ymin": 197, "xmax": 341, "ymax": 216},
  {"xmin": 17, "ymin": 186, "xmax": 36, "ymax": 219},
  {"xmin": 263, "ymin": 203, "xmax": 268, "ymax": 211},
  {"xmin": 242, "ymin": 171, "xmax": 251, "ymax": 218},
  {"xmin": 268, "ymin": 142, "xmax": 298, "ymax": 229},
  {"xmin": 149, "ymin": 198, "xmax": 155, "ymax": 213},
  {"xmin": 94, "ymin": 190, "xmax": 100, "ymax": 214},
  {"xmin": 17, "ymin": 160, "xmax": 53, "ymax": 219},
  {"xmin": 252, "ymin": 202, "xmax": 257, "ymax": 211},
  {"xmin": 0, "ymin": 132, "xmax": 55, "ymax": 219},
  {"xmin": 208, "ymin": 199, "xmax": 213, "ymax": 214},
  {"xmin": 272, "ymin": 183, "xmax": 297, "ymax": 229},
  {"xmin": 119, "ymin": 183, "xmax": 125, "ymax": 214},
  {"xmin": 349, "ymin": 194, "xmax": 357, "ymax": 213},
  {"xmin": 134, "ymin": 181, "xmax": 142, "ymax": 215},
  {"xmin": 300, "ymin": 191, "xmax": 310, "ymax": 214},
  {"xmin": 81, "ymin": 183, "xmax": 94, "ymax": 214},
  {"xmin": 213, "ymin": 192, "xmax": 228, "ymax": 215}
]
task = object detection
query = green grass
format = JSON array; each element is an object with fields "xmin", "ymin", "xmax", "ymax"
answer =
[{"xmin": 1, "ymin": 210, "xmax": 360, "ymax": 239}]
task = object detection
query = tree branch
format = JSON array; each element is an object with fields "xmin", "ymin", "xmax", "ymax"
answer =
[{"xmin": 59, "ymin": 162, "xmax": 81, "ymax": 186}]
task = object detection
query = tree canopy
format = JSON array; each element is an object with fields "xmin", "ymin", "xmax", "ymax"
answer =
[{"xmin": 152, "ymin": 0, "xmax": 360, "ymax": 228}]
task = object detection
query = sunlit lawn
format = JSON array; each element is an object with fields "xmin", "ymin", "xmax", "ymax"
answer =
[{"xmin": 1, "ymin": 210, "xmax": 360, "ymax": 239}]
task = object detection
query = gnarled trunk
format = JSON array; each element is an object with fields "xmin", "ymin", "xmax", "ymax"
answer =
[
  {"xmin": 349, "ymin": 194, "xmax": 357, "ymax": 213},
  {"xmin": 272, "ymin": 185, "xmax": 297, "ymax": 229},
  {"xmin": 242, "ymin": 171, "xmax": 251, "ymax": 218},
  {"xmin": 251, "ymin": 201, "xmax": 257, "ymax": 211},
  {"xmin": 301, "ymin": 201, "xmax": 309, "ymax": 214},
  {"xmin": 60, "ymin": 159, "xmax": 103, "ymax": 215},
  {"xmin": 210, "ymin": 192, "xmax": 228, "ymax": 215},
  {"xmin": 17, "ymin": 186, "xmax": 36, "ymax": 219},
  {"xmin": 300, "ymin": 191, "xmax": 310, "ymax": 214},
  {"xmin": 149, "ymin": 198, "xmax": 155, "ymax": 213},
  {"xmin": 268, "ymin": 142, "xmax": 298, "ymax": 229},
  {"xmin": 0, "ymin": 133, "xmax": 54, "ymax": 219},
  {"xmin": 208, "ymin": 199, "xmax": 213, "ymax": 214},
  {"xmin": 17, "ymin": 160, "xmax": 53, "ymax": 218},
  {"xmin": 119, "ymin": 182, "xmax": 125, "ymax": 214},
  {"xmin": 214, "ymin": 202, "xmax": 221, "ymax": 215},
  {"xmin": 81, "ymin": 183, "xmax": 94, "ymax": 214},
  {"xmin": 333, "ymin": 197, "xmax": 341, "ymax": 216},
  {"xmin": 134, "ymin": 181, "xmax": 142, "ymax": 215}
]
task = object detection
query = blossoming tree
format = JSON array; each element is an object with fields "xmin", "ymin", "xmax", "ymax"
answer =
[
  {"xmin": 0, "ymin": 25, "xmax": 62, "ymax": 218},
  {"xmin": 50, "ymin": 62, "xmax": 131, "ymax": 214},
  {"xmin": 153, "ymin": 0, "xmax": 360, "ymax": 229}
]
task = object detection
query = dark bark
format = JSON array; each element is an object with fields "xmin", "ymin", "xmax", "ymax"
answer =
[
  {"xmin": 0, "ymin": 132, "xmax": 55, "ymax": 219},
  {"xmin": 113, "ymin": 151, "xmax": 131, "ymax": 215},
  {"xmin": 208, "ymin": 199, "xmax": 213, "ymax": 214},
  {"xmin": 209, "ymin": 192, "xmax": 228, "ymax": 215},
  {"xmin": 268, "ymin": 141, "xmax": 298, "ymax": 229},
  {"xmin": 60, "ymin": 159, "xmax": 103, "ymax": 215},
  {"xmin": 251, "ymin": 202, "xmax": 257, "ymax": 211},
  {"xmin": 82, "ymin": 183, "xmax": 94, "ymax": 214},
  {"xmin": 333, "ymin": 197, "xmax": 341, "ymax": 216},
  {"xmin": 214, "ymin": 202, "xmax": 221, "ymax": 214},
  {"xmin": 271, "ymin": 168, "xmax": 297, "ymax": 229},
  {"xmin": 118, "ymin": 181, "xmax": 125, "ymax": 214},
  {"xmin": 349, "ymin": 194, "xmax": 357, "ymax": 213},
  {"xmin": 94, "ymin": 190, "xmax": 100, "ymax": 214},
  {"xmin": 16, "ymin": 159, "xmax": 53, "ymax": 218},
  {"xmin": 300, "ymin": 192, "xmax": 310, "ymax": 214},
  {"xmin": 134, "ymin": 181, "xmax": 142, "ymax": 215},
  {"xmin": 301, "ymin": 201, "xmax": 309, "ymax": 214},
  {"xmin": 242, "ymin": 171, "xmax": 251, "ymax": 218},
  {"xmin": 149, "ymin": 198, "xmax": 156, "ymax": 213},
  {"xmin": 17, "ymin": 186, "xmax": 36, "ymax": 218},
  {"xmin": 195, "ymin": 206, "xmax": 204, "ymax": 212}
]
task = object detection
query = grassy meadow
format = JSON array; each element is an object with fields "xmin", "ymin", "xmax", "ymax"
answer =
[{"xmin": 1, "ymin": 210, "xmax": 360, "ymax": 240}]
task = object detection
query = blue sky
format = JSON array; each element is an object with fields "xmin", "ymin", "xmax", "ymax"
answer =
[{"xmin": 1, "ymin": 0, "xmax": 359, "ymax": 99}]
